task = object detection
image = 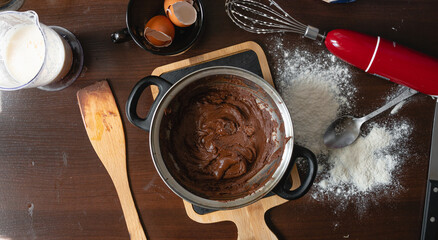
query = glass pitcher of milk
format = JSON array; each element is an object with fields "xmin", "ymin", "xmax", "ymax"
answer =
[{"xmin": 0, "ymin": 11, "xmax": 83, "ymax": 91}]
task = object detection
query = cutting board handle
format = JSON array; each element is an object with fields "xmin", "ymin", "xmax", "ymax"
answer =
[
  {"xmin": 126, "ymin": 76, "xmax": 172, "ymax": 131},
  {"xmin": 273, "ymin": 144, "xmax": 317, "ymax": 200},
  {"xmin": 232, "ymin": 203, "xmax": 278, "ymax": 240}
]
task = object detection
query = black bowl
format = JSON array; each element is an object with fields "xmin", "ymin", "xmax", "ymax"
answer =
[{"xmin": 126, "ymin": 0, "xmax": 204, "ymax": 56}]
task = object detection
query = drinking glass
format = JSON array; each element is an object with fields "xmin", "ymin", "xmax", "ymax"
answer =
[{"xmin": 0, "ymin": 10, "xmax": 84, "ymax": 91}]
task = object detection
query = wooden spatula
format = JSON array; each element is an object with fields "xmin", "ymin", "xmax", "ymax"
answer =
[{"xmin": 77, "ymin": 80, "xmax": 147, "ymax": 240}]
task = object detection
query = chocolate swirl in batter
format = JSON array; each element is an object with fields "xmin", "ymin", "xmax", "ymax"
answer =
[{"xmin": 160, "ymin": 75, "xmax": 283, "ymax": 199}]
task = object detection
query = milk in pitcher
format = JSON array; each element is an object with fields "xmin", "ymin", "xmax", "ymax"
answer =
[{"xmin": 2, "ymin": 23, "xmax": 73, "ymax": 88}]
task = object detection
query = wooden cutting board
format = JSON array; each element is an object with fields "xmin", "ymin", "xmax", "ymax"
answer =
[{"xmin": 151, "ymin": 41, "xmax": 301, "ymax": 240}]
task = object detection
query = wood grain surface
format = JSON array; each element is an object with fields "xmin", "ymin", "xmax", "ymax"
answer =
[{"xmin": 0, "ymin": 0, "xmax": 436, "ymax": 239}]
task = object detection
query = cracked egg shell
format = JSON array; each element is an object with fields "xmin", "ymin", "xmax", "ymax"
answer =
[
  {"xmin": 164, "ymin": 0, "xmax": 197, "ymax": 27},
  {"xmin": 144, "ymin": 15, "xmax": 175, "ymax": 47}
]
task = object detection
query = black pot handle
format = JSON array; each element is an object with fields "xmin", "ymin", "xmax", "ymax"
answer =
[
  {"xmin": 126, "ymin": 76, "xmax": 172, "ymax": 132},
  {"xmin": 273, "ymin": 144, "xmax": 317, "ymax": 200},
  {"xmin": 111, "ymin": 28, "xmax": 132, "ymax": 43}
]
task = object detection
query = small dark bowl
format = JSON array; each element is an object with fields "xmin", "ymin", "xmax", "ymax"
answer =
[{"xmin": 124, "ymin": 0, "xmax": 204, "ymax": 56}]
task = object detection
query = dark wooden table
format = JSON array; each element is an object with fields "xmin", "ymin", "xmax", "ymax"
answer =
[{"xmin": 1, "ymin": 0, "xmax": 437, "ymax": 239}]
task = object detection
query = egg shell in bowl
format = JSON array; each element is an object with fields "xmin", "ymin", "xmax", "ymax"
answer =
[
  {"xmin": 165, "ymin": 0, "xmax": 197, "ymax": 27},
  {"xmin": 144, "ymin": 15, "xmax": 175, "ymax": 47},
  {"xmin": 164, "ymin": 0, "xmax": 193, "ymax": 10},
  {"xmin": 125, "ymin": 0, "xmax": 204, "ymax": 55}
]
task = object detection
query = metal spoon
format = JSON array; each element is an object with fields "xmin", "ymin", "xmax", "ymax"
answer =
[{"xmin": 323, "ymin": 88, "xmax": 418, "ymax": 148}]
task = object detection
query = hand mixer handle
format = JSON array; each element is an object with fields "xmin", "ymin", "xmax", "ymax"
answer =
[{"xmin": 324, "ymin": 29, "xmax": 438, "ymax": 96}]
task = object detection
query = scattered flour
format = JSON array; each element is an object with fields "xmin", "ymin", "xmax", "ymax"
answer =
[
  {"xmin": 269, "ymin": 37, "xmax": 412, "ymax": 213},
  {"xmin": 272, "ymin": 42, "xmax": 355, "ymax": 156},
  {"xmin": 318, "ymin": 122, "xmax": 411, "ymax": 193}
]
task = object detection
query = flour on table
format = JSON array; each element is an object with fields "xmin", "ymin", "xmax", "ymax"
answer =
[
  {"xmin": 318, "ymin": 122, "xmax": 411, "ymax": 192},
  {"xmin": 271, "ymin": 40, "xmax": 355, "ymax": 156},
  {"xmin": 268, "ymin": 37, "xmax": 413, "ymax": 213}
]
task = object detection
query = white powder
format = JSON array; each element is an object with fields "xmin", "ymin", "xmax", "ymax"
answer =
[
  {"xmin": 313, "ymin": 121, "xmax": 411, "ymax": 214},
  {"xmin": 321, "ymin": 123, "xmax": 410, "ymax": 193},
  {"xmin": 269, "ymin": 37, "xmax": 412, "ymax": 213},
  {"xmin": 272, "ymin": 42, "xmax": 355, "ymax": 156}
]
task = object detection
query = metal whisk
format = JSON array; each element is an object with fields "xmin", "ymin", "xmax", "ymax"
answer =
[{"xmin": 225, "ymin": 0, "xmax": 325, "ymax": 41}]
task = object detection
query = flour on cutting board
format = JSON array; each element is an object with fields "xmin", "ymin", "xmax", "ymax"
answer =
[{"xmin": 269, "ymin": 37, "xmax": 413, "ymax": 213}]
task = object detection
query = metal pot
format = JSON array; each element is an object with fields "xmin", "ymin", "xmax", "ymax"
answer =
[{"xmin": 126, "ymin": 66, "xmax": 317, "ymax": 210}]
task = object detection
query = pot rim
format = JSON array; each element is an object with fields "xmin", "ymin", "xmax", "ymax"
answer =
[{"xmin": 149, "ymin": 66, "xmax": 294, "ymax": 210}]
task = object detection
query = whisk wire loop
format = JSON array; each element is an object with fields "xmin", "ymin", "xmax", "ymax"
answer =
[
  {"xmin": 235, "ymin": 1, "xmax": 301, "ymax": 27},
  {"xmin": 231, "ymin": 9, "xmax": 306, "ymax": 33},
  {"xmin": 225, "ymin": 0, "xmax": 323, "ymax": 40}
]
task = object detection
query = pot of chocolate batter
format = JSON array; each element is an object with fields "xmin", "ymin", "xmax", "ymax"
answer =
[{"xmin": 126, "ymin": 66, "xmax": 317, "ymax": 210}]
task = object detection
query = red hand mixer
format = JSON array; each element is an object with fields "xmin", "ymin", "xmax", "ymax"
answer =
[{"xmin": 225, "ymin": 0, "xmax": 438, "ymax": 96}]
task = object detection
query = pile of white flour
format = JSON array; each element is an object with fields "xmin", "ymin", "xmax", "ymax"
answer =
[
  {"xmin": 273, "ymin": 44, "xmax": 355, "ymax": 156},
  {"xmin": 269, "ymin": 38, "xmax": 412, "ymax": 213}
]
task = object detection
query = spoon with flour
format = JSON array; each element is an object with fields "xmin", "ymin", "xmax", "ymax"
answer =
[{"xmin": 323, "ymin": 88, "xmax": 418, "ymax": 148}]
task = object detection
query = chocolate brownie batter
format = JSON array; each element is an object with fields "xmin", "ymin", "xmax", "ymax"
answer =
[{"xmin": 160, "ymin": 75, "xmax": 284, "ymax": 199}]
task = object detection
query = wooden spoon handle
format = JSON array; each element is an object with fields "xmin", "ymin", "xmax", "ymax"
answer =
[{"xmin": 111, "ymin": 170, "xmax": 147, "ymax": 240}]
